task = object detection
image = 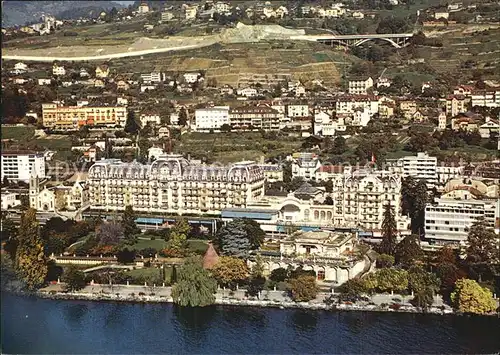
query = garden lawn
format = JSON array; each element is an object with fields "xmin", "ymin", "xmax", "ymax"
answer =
[{"xmin": 129, "ymin": 239, "xmax": 168, "ymax": 251}]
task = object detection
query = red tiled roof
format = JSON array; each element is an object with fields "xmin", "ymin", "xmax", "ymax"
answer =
[{"xmin": 203, "ymin": 243, "xmax": 219, "ymax": 269}]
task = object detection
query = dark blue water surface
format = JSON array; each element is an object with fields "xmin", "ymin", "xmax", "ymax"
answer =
[{"xmin": 2, "ymin": 293, "xmax": 500, "ymax": 354}]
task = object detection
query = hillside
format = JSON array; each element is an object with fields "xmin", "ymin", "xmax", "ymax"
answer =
[{"xmin": 1, "ymin": 0, "xmax": 124, "ymax": 27}]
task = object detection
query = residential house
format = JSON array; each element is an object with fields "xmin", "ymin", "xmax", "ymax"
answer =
[
  {"xmin": 399, "ymin": 100, "xmax": 418, "ymax": 119},
  {"xmin": 348, "ymin": 77, "xmax": 373, "ymax": 95},
  {"xmin": 479, "ymin": 117, "xmax": 499, "ymax": 138},
  {"xmin": 451, "ymin": 115, "xmax": 481, "ymax": 131},
  {"xmin": 140, "ymin": 113, "xmax": 161, "ymax": 128},
  {"xmin": 214, "ymin": 1, "xmax": 232, "ymax": 15},
  {"xmin": 237, "ymin": 87, "xmax": 258, "ymax": 98},
  {"xmin": 52, "ymin": 64, "xmax": 66, "ymax": 76},
  {"xmin": 183, "ymin": 4, "xmax": 198, "ymax": 20},
  {"xmin": 140, "ymin": 84, "xmax": 156, "ymax": 92},
  {"xmin": 287, "ymin": 104, "xmax": 309, "ymax": 118},
  {"xmin": 336, "ymin": 95, "xmax": 379, "ymax": 116},
  {"xmin": 453, "ymin": 85, "xmax": 474, "ymax": 96},
  {"xmin": 138, "ymin": 2, "xmax": 150, "ymax": 14},
  {"xmin": 183, "ymin": 72, "xmax": 200, "ymax": 84},
  {"xmin": 117, "ymin": 80, "xmax": 130, "ymax": 91},
  {"xmin": 161, "ymin": 11, "xmax": 175, "ymax": 22},
  {"xmin": 79, "ymin": 68, "xmax": 90, "ymax": 77},
  {"xmin": 141, "ymin": 72, "xmax": 166, "ymax": 83},
  {"xmin": 14, "ymin": 62, "xmax": 28, "ymax": 72},
  {"xmin": 158, "ymin": 127, "xmax": 170, "ymax": 139},
  {"xmin": 95, "ymin": 65, "xmax": 110, "ymax": 78},
  {"xmin": 438, "ymin": 111, "xmax": 447, "ymax": 130},
  {"xmin": 434, "ymin": 9, "xmax": 450, "ymax": 20},
  {"xmin": 94, "ymin": 79, "xmax": 105, "ymax": 88},
  {"xmin": 352, "ymin": 11, "xmax": 365, "ymax": 19},
  {"xmin": 376, "ymin": 77, "xmax": 392, "ymax": 88}
]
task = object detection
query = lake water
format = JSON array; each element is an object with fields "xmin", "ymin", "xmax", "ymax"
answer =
[{"xmin": 2, "ymin": 293, "xmax": 500, "ymax": 354}]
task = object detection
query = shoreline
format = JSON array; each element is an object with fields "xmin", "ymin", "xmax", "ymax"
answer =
[{"xmin": 32, "ymin": 289, "xmax": 464, "ymax": 316}]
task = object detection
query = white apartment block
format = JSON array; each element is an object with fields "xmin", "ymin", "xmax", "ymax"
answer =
[
  {"xmin": 141, "ymin": 72, "xmax": 166, "ymax": 83},
  {"xmin": 52, "ymin": 64, "xmax": 66, "ymax": 76},
  {"xmin": 214, "ymin": 1, "xmax": 231, "ymax": 14},
  {"xmin": 336, "ymin": 96, "xmax": 379, "ymax": 115},
  {"xmin": 291, "ymin": 153, "xmax": 322, "ymax": 180},
  {"xmin": 193, "ymin": 106, "xmax": 230, "ymax": 131},
  {"xmin": 446, "ymin": 96, "xmax": 467, "ymax": 117},
  {"xmin": 471, "ymin": 90, "xmax": 500, "ymax": 108},
  {"xmin": 87, "ymin": 155, "xmax": 265, "ymax": 215},
  {"xmin": 348, "ymin": 77, "xmax": 374, "ymax": 95},
  {"xmin": 425, "ymin": 195, "xmax": 500, "ymax": 244},
  {"xmin": 161, "ymin": 11, "xmax": 174, "ymax": 21},
  {"xmin": 436, "ymin": 165, "xmax": 465, "ymax": 185},
  {"xmin": 287, "ymin": 104, "xmax": 310, "ymax": 117},
  {"xmin": 229, "ymin": 106, "xmax": 283, "ymax": 131},
  {"xmin": 1, "ymin": 150, "xmax": 46, "ymax": 183},
  {"xmin": 42, "ymin": 103, "xmax": 127, "ymax": 130},
  {"xmin": 387, "ymin": 152, "xmax": 438, "ymax": 186},
  {"xmin": 237, "ymin": 87, "xmax": 258, "ymax": 98},
  {"xmin": 140, "ymin": 114, "xmax": 161, "ymax": 128}
]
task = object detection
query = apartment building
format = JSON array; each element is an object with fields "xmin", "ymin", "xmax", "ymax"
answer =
[
  {"xmin": 87, "ymin": 155, "xmax": 265, "ymax": 215},
  {"xmin": 471, "ymin": 90, "xmax": 500, "ymax": 108},
  {"xmin": 387, "ymin": 152, "xmax": 438, "ymax": 186},
  {"xmin": 291, "ymin": 153, "xmax": 322, "ymax": 180},
  {"xmin": 446, "ymin": 95, "xmax": 468, "ymax": 117},
  {"xmin": 193, "ymin": 106, "xmax": 230, "ymax": 131},
  {"xmin": 229, "ymin": 106, "xmax": 282, "ymax": 131},
  {"xmin": 330, "ymin": 169, "xmax": 410, "ymax": 235},
  {"xmin": 139, "ymin": 114, "xmax": 161, "ymax": 128},
  {"xmin": 1, "ymin": 150, "xmax": 46, "ymax": 182},
  {"xmin": 287, "ymin": 104, "xmax": 310, "ymax": 117},
  {"xmin": 336, "ymin": 96, "xmax": 379, "ymax": 115},
  {"xmin": 52, "ymin": 64, "xmax": 66, "ymax": 76},
  {"xmin": 141, "ymin": 72, "xmax": 166, "ymax": 83},
  {"xmin": 348, "ymin": 77, "xmax": 374, "ymax": 95},
  {"xmin": 42, "ymin": 103, "xmax": 127, "ymax": 130},
  {"xmin": 425, "ymin": 194, "xmax": 499, "ymax": 244}
]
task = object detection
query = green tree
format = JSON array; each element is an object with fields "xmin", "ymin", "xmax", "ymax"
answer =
[
  {"xmin": 401, "ymin": 177, "xmax": 428, "ymax": 235},
  {"xmin": 339, "ymin": 277, "xmax": 368, "ymax": 298},
  {"xmin": 408, "ymin": 265, "xmax": 440, "ymax": 294},
  {"xmin": 378, "ymin": 204, "xmax": 398, "ymax": 256},
  {"xmin": 122, "ymin": 205, "xmax": 140, "ymax": 243},
  {"xmin": 451, "ymin": 279, "xmax": 497, "ymax": 315},
  {"xmin": 376, "ymin": 254, "xmax": 395, "ymax": 268},
  {"xmin": 251, "ymin": 254, "xmax": 265, "ymax": 278},
  {"xmin": 171, "ymin": 257, "xmax": 217, "ymax": 307},
  {"xmin": 395, "ymin": 235, "xmax": 423, "ymax": 268},
  {"xmin": 466, "ymin": 218, "xmax": 499, "ymax": 266},
  {"xmin": 178, "ymin": 107, "xmax": 188, "ymax": 126},
  {"xmin": 215, "ymin": 218, "xmax": 265, "ymax": 256},
  {"xmin": 167, "ymin": 218, "xmax": 190, "ymax": 252},
  {"xmin": 170, "ymin": 265, "xmax": 178, "ymax": 284},
  {"xmin": 331, "ymin": 136, "xmax": 347, "ymax": 155},
  {"xmin": 375, "ymin": 268, "xmax": 409, "ymax": 293},
  {"xmin": 124, "ymin": 110, "xmax": 140, "ymax": 134},
  {"xmin": 15, "ymin": 208, "xmax": 48, "ymax": 290},
  {"xmin": 63, "ymin": 265, "xmax": 86, "ymax": 291},
  {"xmin": 411, "ymin": 288, "xmax": 435, "ymax": 310},
  {"xmin": 116, "ymin": 248, "xmax": 136, "ymax": 264},
  {"xmin": 288, "ymin": 275, "xmax": 319, "ymax": 302},
  {"xmin": 270, "ymin": 267, "xmax": 288, "ymax": 282},
  {"xmin": 211, "ymin": 256, "xmax": 249, "ymax": 290}
]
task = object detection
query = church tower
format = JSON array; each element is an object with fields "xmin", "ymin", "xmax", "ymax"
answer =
[{"xmin": 29, "ymin": 172, "xmax": 40, "ymax": 209}]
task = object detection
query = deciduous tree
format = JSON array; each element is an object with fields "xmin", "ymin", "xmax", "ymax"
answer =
[
  {"xmin": 63, "ymin": 265, "xmax": 86, "ymax": 291},
  {"xmin": 171, "ymin": 257, "xmax": 217, "ymax": 307},
  {"xmin": 451, "ymin": 279, "xmax": 497, "ymax": 315},
  {"xmin": 376, "ymin": 254, "xmax": 395, "ymax": 269},
  {"xmin": 211, "ymin": 256, "xmax": 249, "ymax": 290},
  {"xmin": 288, "ymin": 275, "xmax": 319, "ymax": 302},
  {"xmin": 374, "ymin": 268, "xmax": 409, "ymax": 293},
  {"xmin": 96, "ymin": 221, "xmax": 124, "ymax": 246},
  {"xmin": 15, "ymin": 208, "xmax": 48, "ymax": 290},
  {"xmin": 167, "ymin": 218, "xmax": 190, "ymax": 252},
  {"xmin": 270, "ymin": 267, "xmax": 288, "ymax": 282}
]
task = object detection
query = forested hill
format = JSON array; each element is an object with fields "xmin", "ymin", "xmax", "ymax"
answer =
[{"xmin": 2, "ymin": 1, "xmax": 124, "ymax": 27}]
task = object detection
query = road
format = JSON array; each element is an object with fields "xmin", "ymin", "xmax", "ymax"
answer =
[{"xmin": 2, "ymin": 43, "xmax": 210, "ymax": 62}]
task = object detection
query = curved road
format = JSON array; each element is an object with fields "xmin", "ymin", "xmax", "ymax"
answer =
[{"xmin": 2, "ymin": 43, "xmax": 212, "ymax": 62}]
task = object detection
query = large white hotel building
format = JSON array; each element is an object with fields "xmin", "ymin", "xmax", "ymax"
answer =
[{"xmin": 87, "ymin": 155, "xmax": 265, "ymax": 215}]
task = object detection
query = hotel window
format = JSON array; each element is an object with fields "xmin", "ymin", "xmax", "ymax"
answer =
[{"xmin": 317, "ymin": 270, "xmax": 325, "ymax": 281}]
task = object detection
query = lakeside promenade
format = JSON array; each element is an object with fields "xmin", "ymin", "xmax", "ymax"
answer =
[{"xmin": 38, "ymin": 283, "xmax": 456, "ymax": 314}]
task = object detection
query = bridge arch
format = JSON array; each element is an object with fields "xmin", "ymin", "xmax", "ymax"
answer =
[{"xmin": 353, "ymin": 37, "xmax": 406, "ymax": 48}]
